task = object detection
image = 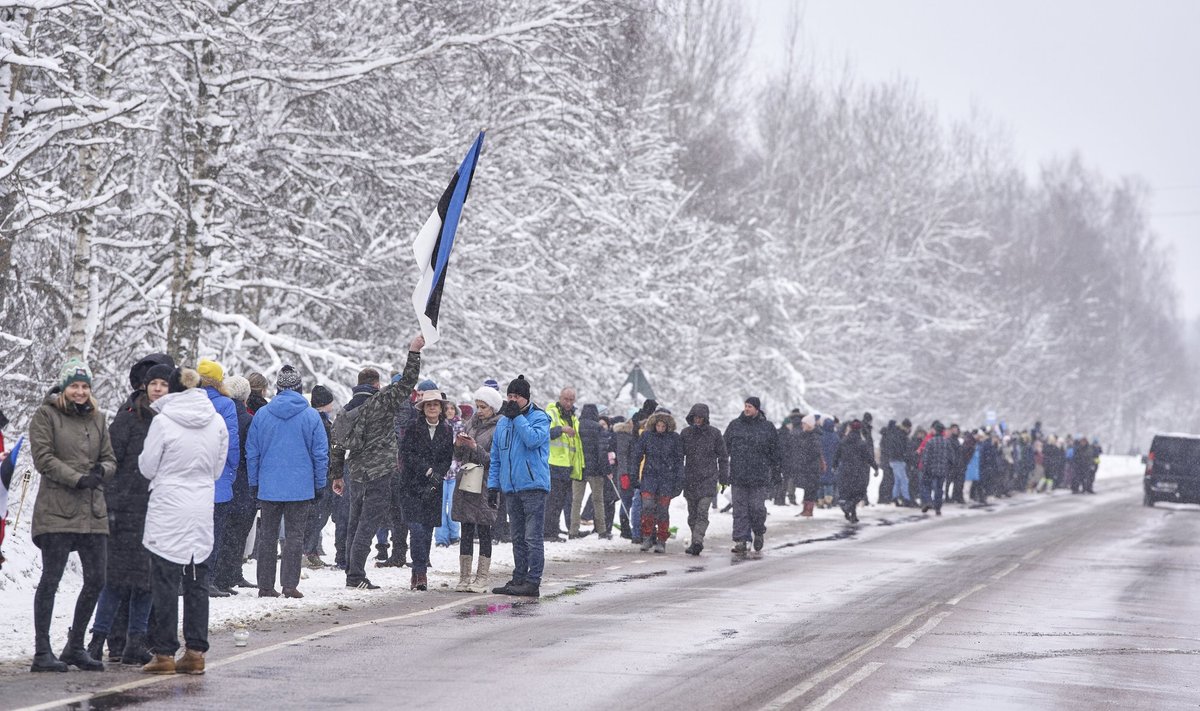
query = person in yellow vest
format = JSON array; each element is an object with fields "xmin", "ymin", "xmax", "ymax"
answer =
[{"xmin": 543, "ymin": 388, "xmax": 583, "ymax": 541}]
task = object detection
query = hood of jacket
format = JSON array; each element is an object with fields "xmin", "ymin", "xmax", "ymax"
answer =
[
  {"xmin": 644, "ymin": 411, "xmax": 676, "ymax": 434},
  {"xmin": 613, "ymin": 420, "xmax": 634, "ymax": 434},
  {"xmin": 686, "ymin": 403, "xmax": 710, "ymax": 426},
  {"xmin": 580, "ymin": 403, "xmax": 600, "ymax": 421},
  {"xmin": 260, "ymin": 388, "xmax": 310, "ymax": 420},
  {"xmin": 153, "ymin": 388, "xmax": 217, "ymax": 429},
  {"xmin": 822, "ymin": 418, "xmax": 837, "ymax": 433}
]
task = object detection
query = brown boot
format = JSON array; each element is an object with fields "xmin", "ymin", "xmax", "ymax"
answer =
[
  {"xmin": 282, "ymin": 588, "xmax": 304, "ymax": 599},
  {"xmin": 801, "ymin": 501, "xmax": 815, "ymax": 517},
  {"xmin": 175, "ymin": 649, "xmax": 205, "ymax": 675},
  {"xmin": 142, "ymin": 654, "xmax": 176, "ymax": 675}
]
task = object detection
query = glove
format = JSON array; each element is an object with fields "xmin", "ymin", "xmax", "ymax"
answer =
[
  {"xmin": 76, "ymin": 473, "xmax": 102, "ymax": 490},
  {"xmin": 487, "ymin": 488, "xmax": 500, "ymax": 510},
  {"xmin": 88, "ymin": 463, "xmax": 105, "ymax": 478},
  {"xmin": 620, "ymin": 474, "xmax": 630, "ymax": 491},
  {"xmin": 499, "ymin": 400, "xmax": 521, "ymax": 419}
]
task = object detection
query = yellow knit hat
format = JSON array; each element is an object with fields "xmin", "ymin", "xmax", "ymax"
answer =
[{"xmin": 197, "ymin": 358, "xmax": 224, "ymax": 383}]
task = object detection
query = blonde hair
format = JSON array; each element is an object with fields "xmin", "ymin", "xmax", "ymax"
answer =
[{"xmin": 55, "ymin": 390, "xmax": 100, "ymax": 413}]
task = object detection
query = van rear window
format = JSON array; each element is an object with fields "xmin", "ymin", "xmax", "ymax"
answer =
[{"xmin": 1151, "ymin": 437, "xmax": 1200, "ymax": 472}]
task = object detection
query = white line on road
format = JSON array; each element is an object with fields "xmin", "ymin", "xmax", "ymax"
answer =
[
  {"xmin": 577, "ymin": 573, "xmax": 594, "ymax": 578},
  {"xmin": 991, "ymin": 562, "xmax": 1021, "ymax": 580},
  {"xmin": 1022, "ymin": 548, "xmax": 1043, "ymax": 561},
  {"xmin": 804, "ymin": 662, "xmax": 884, "ymax": 711},
  {"xmin": 759, "ymin": 602, "xmax": 937, "ymax": 711},
  {"xmin": 894, "ymin": 611, "xmax": 952, "ymax": 648},
  {"xmin": 632, "ymin": 559, "xmax": 648, "ymax": 564},
  {"xmin": 605, "ymin": 565, "xmax": 622, "ymax": 570},
  {"xmin": 12, "ymin": 596, "xmax": 489, "ymax": 711},
  {"xmin": 946, "ymin": 583, "xmax": 987, "ymax": 606}
]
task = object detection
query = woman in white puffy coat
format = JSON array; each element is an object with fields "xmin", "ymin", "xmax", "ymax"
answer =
[{"xmin": 137, "ymin": 368, "xmax": 228, "ymax": 675}]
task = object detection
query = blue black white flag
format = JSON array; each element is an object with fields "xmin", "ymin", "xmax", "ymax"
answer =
[{"xmin": 411, "ymin": 131, "xmax": 485, "ymax": 345}]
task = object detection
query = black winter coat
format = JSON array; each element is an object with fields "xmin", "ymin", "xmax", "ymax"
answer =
[
  {"xmin": 922, "ymin": 434, "xmax": 955, "ymax": 480},
  {"xmin": 880, "ymin": 423, "xmax": 908, "ymax": 462},
  {"xmin": 579, "ymin": 404, "xmax": 606, "ymax": 477},
  {"xmin": 230, "ymin": 399, "xmax": 255, "ymax": 508},
  {"xmin": 106, "ymin": 392, "xmax": 154, "ymax": 589},
  {"xmin": 724, "ymin": 412, "xmax": 780, "ymax": 489},
  {"xmin": 784, "ymin": 428, "xmax": 823, "ymax": 492},
  {"xmin": 634, "ymin": 413, "xmax": 684, "ymax": 497},
  {"xmin": 611, "ymin": 421, "xmax": 638, "ymax": 489},
  {"xmin": 834, "ymin": 430, "xmax": 875, "ymax": 501},
  {"xmin": 399, "ymin": 417, "xmax": 454, "ymax": 527},
  {"xmin": 680, "ymin": 404, "xmax": 728, "ymax": 500}
]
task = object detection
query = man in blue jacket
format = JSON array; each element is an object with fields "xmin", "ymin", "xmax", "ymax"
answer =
[
  {"xmin": 246, "ymin": 365, "xmax": 329, "ymax": 598},
  {"xmin": 488, "ymin": 375, "xmax": 550, "ymax": 598}
]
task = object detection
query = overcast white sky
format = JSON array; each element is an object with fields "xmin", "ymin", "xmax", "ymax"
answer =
[{"xmin": 745, "ymin": 0, "xmax": 1200, "ymax": 319}]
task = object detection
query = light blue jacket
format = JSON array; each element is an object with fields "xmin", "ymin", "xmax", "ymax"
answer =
[
  {"xmin": 204, "ymin": 386, "xmax": 240, "ymax": 504},
  {"xmin": 246, "ymin": 390, "xmax": 328, "ymax": 502},
  {"xmin": 488, "ymin": 403, "xmax": 551, "ymax": 494}
]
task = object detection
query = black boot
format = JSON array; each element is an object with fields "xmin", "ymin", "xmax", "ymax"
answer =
[
  {"xmin": 374, "ymin": 543, "xmax": 389, "ymax": 561},
  {"xmin": 31, "ymin": 635, "xmax": 68, "ymax": 673},
  {"xmin": 86, "ymin": 631, "xmax": 105, "ymax": 662},
  {"xmin": 121, "ymin": 633, "xmax": 152, "ymax": 666},
  {"xmin": 60, "ymin": 627, "xmax": 105, "ymax": 671}
]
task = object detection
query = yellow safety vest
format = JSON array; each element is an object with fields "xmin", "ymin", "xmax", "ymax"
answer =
[{"xmin": 546, "ymin": 402, "xmax": 584, "ymax": 480}]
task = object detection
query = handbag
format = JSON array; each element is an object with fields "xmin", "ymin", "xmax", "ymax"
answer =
[{"xmin": 459, "ymin": 462, "xmax": 485, "ymax": 494}]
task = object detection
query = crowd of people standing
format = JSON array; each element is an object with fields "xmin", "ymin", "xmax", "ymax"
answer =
[{"xmin": 7, "ymin": 344, "xmax": 1102, "ymax": 676}]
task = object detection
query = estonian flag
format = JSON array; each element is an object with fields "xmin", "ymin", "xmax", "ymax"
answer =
[
  {"xmin": 411, "ymin": 131, "xmax": 485, "ymax": 345},
  {"xmin": 1, "ymin": 436, "xmax": 22, "ymax": 553}
]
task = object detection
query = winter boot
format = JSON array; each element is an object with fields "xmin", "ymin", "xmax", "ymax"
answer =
[
  {"xmin": 375, "ymin": 542, "xmax": 389, "ymax": 561},
  {"xmin": 801, "ymin": 500, "xmax": 815, "ymax": 517},
  {"xmin": 456, "ymin": 555, "xmax": 473, "ymax": 592},
  {"xmin": 492, "ymin": 578, "xmax": 521, "ymax": 595},
  {"xmin": 640, "ymin": 538, "xmax": 654, "ymax": 553},
  {"xmin": 60, "ymin": 627, "xmax": 105, "ymax": 671},
  {"xmin": 731, "ymin": 541, "xmax": 748, "ymax": 558},
  {"xmin": 175, "ymin": 649, "xmax": 205, "ymax": 675},
  {"xmin": 415, "ymin": 573, "xmax": 428, "ymax": 591},
  {"xmin": 142, "ymin": 654, "xmax": 176, "ymax": 674},
  {"xmin": 121, "ymin": 634, "xmax": 152, "ymax": 666},
  {"xmin": 86, "ymin": 631, "xmax": 106, "ymax": 662},
  {"xmin": 30, "ymin": 634, "xmax": 68, "ymax": 673},
  {"xmin": 653, "ymin": 541, "xmax": 666, "ymax": 554},
  {"xmin": 753, "ymin": 533, "xmax": 765, "ymax": 552},
  {"xmin": 469, "ymin": 556, "xmax": 491, "ymax": 593}
]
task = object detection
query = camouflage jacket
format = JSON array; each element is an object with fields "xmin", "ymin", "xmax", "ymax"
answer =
[{"xmin": 329, "ymin": 351, "xmax": 421, "ymax": 483}]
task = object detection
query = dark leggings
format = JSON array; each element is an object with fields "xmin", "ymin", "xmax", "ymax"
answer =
[
  {"xmin": 34, "ymin": 533, "xmax": 107, "ymax": 644},
  {"xmin": 459, "ymin": 523, "xmax": 492, "ymax": 557}
]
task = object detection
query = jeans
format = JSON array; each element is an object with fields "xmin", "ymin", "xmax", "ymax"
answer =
[
  {"xmin": 507, "ymin": 489, "xmax": 547, "ymax": 585},
  {"xmin": 214, "ymin": 495, "xmax": 256, "ymax": 588},
  {"xmin": 408, "ymin": 522, "xmax": 433, "ymax": 574},
  {"xmin": 304, "ymin": 483, "xmax": 334, "ymax": 555},
  {"xmin": 434, "ymin": 478, "xmax": 461, "ymax": 546},
  {"xmin": 890, "ymin": 461, "xmax": 909, "ymax": 502},
  {"xmin": 923, "ymin": 474, "xmax": 946, "ymax": 511},
  {"xmin": 731, "ymin": 485, "xmax": 768, "ymax": 542},
  {"xmin": 93, "ymin": 584, "xmax": 151, "ymax": 637},
  {"xmin": 257, "ymin": 500, "xmax": 311, "ymax": 591},
  {"xmin": 33, "ymin": 533, "xmax": 106, "ymax": 648},
  {"xmin": 629, "ymin": 489, "xmax": 643, "ymax": 541},
  {"xmin": 347, "ymin": 476, "xmax": 393, "ymax": 584},
  {"xmin": 148, "ymin": 553, "xmax": 209, "ymax": 656},
  {"xmin": 685, "ymin": 495, "xmax": 712, "ymax": 546},
  {"xmin": 570, "ymin": 477, "xmax": 606, "ymax": 535}
]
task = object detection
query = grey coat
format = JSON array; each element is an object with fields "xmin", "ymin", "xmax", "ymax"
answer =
[{"xmin": 451, "ymin": 412, "xmax": 499, "ymax": 527}]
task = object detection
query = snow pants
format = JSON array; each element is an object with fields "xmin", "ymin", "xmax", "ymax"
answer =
[
  {"xmin": 686, "ymin": 495, "xmax": 712, "ymax": 546},
  {"xmin": 731, "ymin": 485, "xmax": 768, "ymax": 542},
  {"xmin": 640, "ymin": 492, "xmax": 672, "ymax": 542}
]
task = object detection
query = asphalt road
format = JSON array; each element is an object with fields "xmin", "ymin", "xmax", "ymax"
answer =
[{"xmin": 4, "ymin": 471, "xmax": 1197, "ymax": 711}]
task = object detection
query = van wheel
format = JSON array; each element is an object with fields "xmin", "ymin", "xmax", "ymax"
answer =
[{"xmin": 1143, "ymin": 492, "xmax": 1155, "ymax": 507}]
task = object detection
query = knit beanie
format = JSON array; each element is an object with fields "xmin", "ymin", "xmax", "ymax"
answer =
[
  {"xmin": 417, "ymin": 379, "xmax": 440, "ymax": 392},
  {"xmin": 506, "ymin": 375, "xmax": 531, "ymax": 400},
  {"xmin": 744, "ymin": 396, "xmax": 762, "ymax": 413},
  {"xmin": 197, "ymin": 358, "xmax": 224, "ymax": 383},
  {"xmin": 276, "ymin": 365, "xmax": 302, "ymax": 393},
  {"xmin": 247, "ymin": 372, "xmax": 269, "ymax": 393},
  {"xmin": 225, "ymin": 375, "xmax": 251, "ymax": 402},
  {"xmin": 144, "ymin": 363, "xmax": 174, "ymax": 388},
  {"xmin": 473, "ymin": 386, "xmax": 503, "ymax": 412},
  {"xmin": 129, "ymin": 353, "xmax": 174, "ymax": 390},
  {"xmin": 59, "ymin": 357, "xmax": 92, "ymax": 389},
  {"xmin": 310, "ymin": 384, "xmax": 334, "ymax": 408},
  {"xmin": 483, "ymin": 378, "xmax": 500, "ymax": 391}
]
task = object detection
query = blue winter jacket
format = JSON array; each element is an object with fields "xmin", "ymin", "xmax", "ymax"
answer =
[
  {"xmin": 245, "ymin": 389, "xmax": 329, "ymax": 502},
  {"xmin": 488, "ymin": 403, "xmax": 551, "ymax": 494},
  {"xmin": 205, "ymin": 386, "xmax": 240, "ymax": 504}
]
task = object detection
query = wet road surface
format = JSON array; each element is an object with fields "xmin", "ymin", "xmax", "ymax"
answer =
[{"xmin": 4, "ymin": 472, "xmax": 1197, "ymax": 710}]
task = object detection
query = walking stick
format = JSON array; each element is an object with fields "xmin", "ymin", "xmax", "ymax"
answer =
[
  {"xmin": 11, "ymin": 467, "xmax": 32, "ymax": 529},
  {"xmin": 608, "ymin": 475, "xmax": 632, "ymax": 523}
]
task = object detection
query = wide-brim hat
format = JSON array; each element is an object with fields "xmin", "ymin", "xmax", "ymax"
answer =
[{"xmin": 417, "ymin": 389, "xmax": 446, "ymax": 405}]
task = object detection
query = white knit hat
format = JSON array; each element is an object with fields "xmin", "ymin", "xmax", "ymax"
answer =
[{"xmin": 473, "ymin": 385, "xmax": 503, "ymax": 412}]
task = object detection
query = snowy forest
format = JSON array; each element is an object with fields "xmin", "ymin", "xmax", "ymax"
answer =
[{"xmin": 1, "ymin": 0, "xmax": 1194, "ymax": 450}]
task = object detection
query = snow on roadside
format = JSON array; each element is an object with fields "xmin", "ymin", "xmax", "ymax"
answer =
[{"xmin": 0, "ymin": 455, "xmax": 1145, "ymax": 661}]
